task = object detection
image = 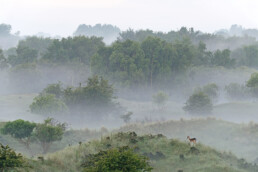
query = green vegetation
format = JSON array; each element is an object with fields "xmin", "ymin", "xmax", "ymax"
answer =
[
  {"xmin": 30, "ymin": 94, "xmax": 67, "ymax": 115},
  {"xmin": 33, "ymin": 118, "xmax": 66, "ymax": 153},
  {"xmin": 74, "ymin": 24, "xmax": 120, "ymax": 44},
  {"xmin": 1, "ymin": 119, "xmax": 36, "ymax": 151},
  {"xmin": 30, "ymin": 75, "xmax": 118, "ymax": 117},
  {"xmin": 26, "ymin": 132, "xmax": 256, "ymax": 172},
  {"xmin": 42, "ymin": 36, "xmax": 104, "ymax": 64},
  {"xmin": 82, "ymin": 146, "xmax": 152, "ymax": 172},
  {"xmin": 0, "ymin": 144, "xmax": 24, "ymax": 172},
  {"xmin": 246, "ymin": 72, "xmax": 258, "ymax": 97},
  {"xmin": 183, "ymin": 91, "xmax": 213, "ymax": 115}
]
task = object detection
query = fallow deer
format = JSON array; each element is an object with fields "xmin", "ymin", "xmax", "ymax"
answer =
[{"xmin": 187, "ymin": 136, "xmax": 196, "ymax": 146}]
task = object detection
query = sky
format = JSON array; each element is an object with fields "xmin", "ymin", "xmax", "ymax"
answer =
[{"xmin": 1, "ymin": 0, "xmax": 258, "ymax": 37}]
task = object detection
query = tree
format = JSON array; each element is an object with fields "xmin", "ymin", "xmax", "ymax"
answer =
[
  {"xmin": 33, "ymin": 118, "xmax": 66, "ymax": 153},
  {"xmin": 42, "ymin": 36, "xmax": 104, "ymax": 64},
  {"xmin": 196, "ymin": 83, "xmax": 219, "ymax": 102},
  {"xmin": 8, "ymin": 44, "xmax": 38, "ymax": 66},
  {"xmin": 63, "ymin": 75, "xmax": 116, "ymax": 114},
  {"xmin": 81, "ymin": 147, "xmax": 152, "ymax": 172},
  {"xmin": 0, "ymin": 144, "xmax": 24, "ymax": 172},
  {"xmin": 152, "ymin": 91, "xmax": 169, "ymax": 110},
  {"xmin": 74, "ymin": 24, "xmax": 120, "ymax": 44},
  {"xmin": 246, "ymin": 73, "xmax": 258, "ymax": 97},
  {"xmin": 30, "ymin": 94, "xmax": 67, "ymax": 115},
  {"xmin": 211, "ymin": 49, "xmax": 235, "ymax": 68},
  {"xmin": 18, "ymin": 36, "xmax": 53, "ymax": 57},
  {"xmin": 1, "ymin": 120, "xmax": 36, "ymax": 152},
  {"xmin": 183, "ymin": 91, "xmax": 213, "ymax": 115},
  {"xmin": 42, "ymin": 82, "xmax": 63, "ymax": 98}
]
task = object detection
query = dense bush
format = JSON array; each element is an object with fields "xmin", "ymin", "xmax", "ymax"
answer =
[
  {"xmin": 1, "ymin": 119, "xmax": 36, "ymax": 151},
  {"xmin": 183, "ymin": 91, "xmax": 213, "ymax": 115},
  {"xmin": 30, "ymin": 94, "xmax": 67, "ymax": 115},
  {"xmin": 81, "ymin": 147, "xmax": 152, "ymax": 172},
  {"xmin": 195, "ymin": 83, "xmax": 219, "ymax": 102},
  {"xmin": 246, "ymin": 73, "xmax": 258, "ymax": 97},
  {"xmin": 0, "ymin": 144, "xmax": 24, "ymax": 171}
]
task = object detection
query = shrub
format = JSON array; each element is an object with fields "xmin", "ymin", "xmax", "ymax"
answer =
[
  {"xmin": 81, "ymin": 147, "xmax": 152, "ymax": 172},
  {"xmin": 0, "ymin": 144, "xmax": 24, "ymax": 171},
  {"xmin": 1, "ymin": 119, "xmax": 36, "ymax": 151},
  {"xmin": 30, "ymin": 94, "xmax": 67, "ymax": 115},
  {"xmin": 183, "ymin": 91, "xmax": 212, "ymax": 115},
  {"xmin": 247, "ymin": 73, "xmax": 258, "ymax": 97}
]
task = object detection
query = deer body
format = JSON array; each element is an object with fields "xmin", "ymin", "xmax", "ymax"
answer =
[{"xmin": 187, "ymin": 136, "xmax": 196, "ymax": 145}]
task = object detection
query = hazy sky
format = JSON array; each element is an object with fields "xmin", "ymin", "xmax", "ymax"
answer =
[{"xmin": 1, "ymin": 0, "xmax": 258, "ymax": 36}]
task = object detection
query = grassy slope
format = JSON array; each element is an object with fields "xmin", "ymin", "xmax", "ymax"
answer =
[
  {"xmin": 26, "ymin": 132, "xmax": 256, "ymax": 172},
  {"xmin": 118, "ymin": 118, "xmax": 258, "ymax": 162}
]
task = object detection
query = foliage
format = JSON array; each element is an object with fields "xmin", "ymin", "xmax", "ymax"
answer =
[
  {"xmin": 30, "ymin": 94, "xmax": 67, "ymax": 115},
  {"xmin": 1, "ymin": 120, "xmax": 36, "ymax": 150},
  {"xmin": 246, "ymin": 73, "xmax": 258, "ymax": 97},
  {"xmin": 28, "ymin": 131, "xmax": 256, "ymax": 172},
  {"xmin": 33, "ymin": 118, "xmax": 66, "ymax": 153},
  {"xmin": 42, "ymin": 36, "xmax": 104, "ymax": 64},
  {"xmin": 0, "ymin": 144, "xmax": 24, "ymax": 171},
  {"xmin": 74, "ymin": 24, "xmax": 120, "ymax": 44},
  {"xmin": 42, "ymin": 82, "xmax": 63, "ymax": 98},
  {"xmin": 196, "ymin": 83, "xmax": 219, "ymax": 102},
  {"xmin": 18, "ymin": 36, "xmax": 53, "ymax": 56},
  {"xmin": 92, "ymin": 35, "xmax": 235, "ymax": 88},
  {"xmin": 183, "ymin": 91, "xmax": 213, "ymax": 115},
  {"xmin": 211, "ymin": 49, "xmax": 235, "ymax": 68},
  {"xmin": 82, "ymin": 146, "xmax": 152, "ymax": 172},
  {"xmin": 152, "ymin": 91, "xmax": 169, "ymax": 109},
  {"xmin": 63, "ymin": 75, "xmax": 116, "ymax": 114},
  {"xmin": 8, "ymin": 44, "xmax": 38, "ymax": 66}
]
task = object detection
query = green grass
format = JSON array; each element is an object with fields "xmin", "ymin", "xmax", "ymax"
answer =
[{"xmin": 24, "ymin": 132, "xmax": 256, "ymax": 172}]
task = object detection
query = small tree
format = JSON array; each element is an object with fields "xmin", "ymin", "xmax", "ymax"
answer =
[
  {"xmin": 0, "ymin": 144, "xmax": 24, "ymax": 172},
  {"xmin": 183, "ymin": 91, "xmax": 213, "ymax": 115},
  {"xmin": 247, "ymin": 73, "xmax": 258, "ymax": 97},
  {"xmin": 152, "ymin": 91, "xmax": 168, "ymax": 110},
  {"xmin": 1, "ymin": 120, "xmax": 36, "ymax": 152},
  {"xmin": 33, "ymin": 118, "xmax": 66, "ymax": 153},
  {"xmin": 82, "ymin": 147, "xmax": 152, "ymax": 172},
  {"xmin": 42, "ymin": 82, "xmax": 63, "ymax": 98},
  {"xmin": 201, "ymin": 83, "xmax": 219, "ymax": 102},
  {"xmin": 30, "ymin": 94, "xmax": 67, "ymax": 115},
  {"xmin": 63, "ymin": 75, "xmax": 117, "ymax": 116}
]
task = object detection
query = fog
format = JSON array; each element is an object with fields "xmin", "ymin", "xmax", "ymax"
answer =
[{"xmin": 2, "ymin": 1, "xmax": 258, "ymax": 170}]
